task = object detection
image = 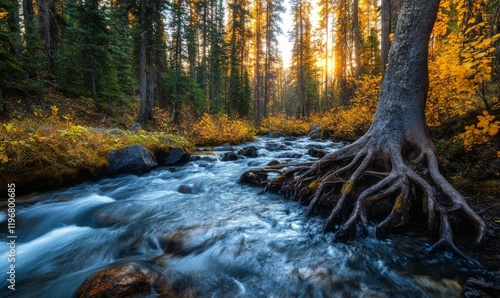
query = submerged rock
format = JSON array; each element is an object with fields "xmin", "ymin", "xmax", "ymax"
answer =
[
  {"xmin": 108, "ymin": 144, "xmax": 158, "ymax": 175},
  {"xmin": 238, "ymin": 146, "xmax": 258, "ymax": 158},
  {"xmin": 77, "ymin": 263, "xmax": 152, "ymax": 298}
]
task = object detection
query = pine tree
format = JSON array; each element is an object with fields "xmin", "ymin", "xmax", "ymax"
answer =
[
  {"xmin": 56, "ymin": 0, "xmax": 133, "ymax": 109},
  {"xmin": 289, "ymin": 0, "xmax": 319, "ymax": 118},
  {"xmin": 0, "ymin": 0, "xmax": 22, "ymax": 108}
]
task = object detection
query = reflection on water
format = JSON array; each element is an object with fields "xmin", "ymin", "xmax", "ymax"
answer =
[{"xmin": 0, "ymin": 136, "xmax": 484, "ymax": 297}]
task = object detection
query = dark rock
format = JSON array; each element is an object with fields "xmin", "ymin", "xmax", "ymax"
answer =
[
  {"xmin": 212, "ymin": 144, "xmax": 234, "ymax": 151},
  {"xmin": 267, "ymin": 160, "xmax": 280, "ymax": 166},
  {"xmin": 240, "ymin": 171, "xmax": 268, "ymax": 185},
  {"xmin": 178, "ymin": 184, "xmax": 195, "ymax": 194},
  {"xmin": 308, "ymin": 148, "xmax": 328, "ymax": 158},
  {"xmin": 265, "ymin": 142, "xmax": 288, "ymax": 151},
  {"xmin": 190, "ymin": 155, "xmax": 217, "ymax": 162},
  {"xmin": 221, "ymin": 151, "xmax": 238, "ymax": 161},
  {"xmin": 264, "ymin": 132, "xmax": 285, "ymax": 138},
  {"xmin": 108, "ymin": 145, "xmax": 157, "ymax": 175},
  {"xmin": 128, "ymin": 123, "xmax": 142, "ymax": 131},
  {"xmin": 238, "ymin": 146, "xmax": 258, "ymax": 158},
  {"xmin": 157, "ymin": 148, "xmax": 190, "ymax": 166},
  {"xmin": 278, "ymin": 153, "xmax": 303, "ymax": 159},
  {"xmin": 77, "ymin": 263, "xmax": 152, "ymax": 298},
  {"xmin": 463, "ymin": 276, "xmax": 500, "ymax": 298},
  {"xmin": 284, "ymin": 136, "xmax": 297, "ymax": 141}
]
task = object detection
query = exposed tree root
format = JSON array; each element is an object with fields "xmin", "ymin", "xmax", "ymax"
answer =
[{"xmin": 240, "ymin": 135, "xmax": 487, "ymax": 260}]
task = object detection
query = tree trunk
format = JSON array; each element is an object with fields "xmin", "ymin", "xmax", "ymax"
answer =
[
  {"xmin": 352, "ymin": 0, "xmax": 361, "ymax": 77},
  {"xmin": 137, "ymin": 0, "xmax": 150, "ymax": 123},
  {"xmin": 381, "ymin": 0, "xmax": 391, "ymax": 77},
  {"xmin": 242, "ymin": 0, "xmax": 486, "ymax": 260}
]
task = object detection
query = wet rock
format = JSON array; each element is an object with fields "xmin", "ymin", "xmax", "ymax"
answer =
[
  {"xmin": 178, "ymin": 185, "xmax": 192, "ymax": 194},
  {"xmin": 108, "ymin": 145, "xmax": 157, "ymax": 175},
  {"xmin": 278, "ymin": 153, "xmax": 302, "ymax": 159},
  {"xmin": 262, "ymin": 132, "xmax": 285, "ymax": 138},
  {"xmin": 284, "ymin": 136, "xmax": 297, "ymax": 141},
  {"xmin": 213, "ymin": 144, "xmax": 234, "ymax": 151},
  {"xmin": 77, "ymin": 263, "xmax": 152, "ymax": 298},
  {"xmin": 157, "ymin": 148, "xmax": 190, "ymax": 166},
  {"xmin": 190, "ymin": 155, "xmax": 217, "ymax": 162},
  {"xmin": 239, "ymin": 171, "xmax": 268, "ymax": 185},
  {"xmin": 308, "ymin": 147, "xmax": 327, "ymax": 158},
  {"xmin": 265, "ymin": 142, "xmax": 288, "ymax": 151},
  {"xmin": 267, "ymin": 160, "xmax": 280, "ymax": 166},
  {"xmin": 221, "ymin": 151, "xmax": 239, "ymax": 161},
  {"xmin": 92, "ymin": 211, "xmax": 119, "ymax": 227},
  {"xmin": 238, "ymin": 146, "xmax": 258, "ymax": 158}
]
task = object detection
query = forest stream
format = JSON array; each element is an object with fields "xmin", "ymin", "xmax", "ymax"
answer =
[{"xmin": 0, "ymin": 136, "xmax": 487, "ymax": 297}]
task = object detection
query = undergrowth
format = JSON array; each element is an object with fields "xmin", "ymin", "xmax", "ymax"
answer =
[{"xmin": 0, "ymin": 105, "xmax": 192, "ymax": 184}]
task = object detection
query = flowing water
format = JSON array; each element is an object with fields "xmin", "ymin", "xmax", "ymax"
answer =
[{"xmin": 0, "ymin": 136, "xmax": 485, "ymax": 297}]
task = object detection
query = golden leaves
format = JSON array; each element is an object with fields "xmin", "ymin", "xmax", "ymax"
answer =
[{"xmin": 457, "ymin": 111, "xmax": 500, "ymax": 151}]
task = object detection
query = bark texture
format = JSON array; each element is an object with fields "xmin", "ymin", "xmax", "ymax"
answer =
[{"xmin": 241, "ymin": 0, "xmax": 486, "ymax": 259}]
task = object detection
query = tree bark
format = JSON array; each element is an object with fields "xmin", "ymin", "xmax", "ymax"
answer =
[{"xmin": 242, "ymin": 0, "xmax": 486, "ymax": 260}]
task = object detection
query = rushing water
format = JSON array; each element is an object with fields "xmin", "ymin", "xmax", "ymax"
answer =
[{"xmin": 0, "ymin": 136, "xmax": 485, "ymax": 297}]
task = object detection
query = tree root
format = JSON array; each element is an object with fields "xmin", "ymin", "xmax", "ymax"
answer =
[{"xmin": 240, "ymin": 136, "xmax": 487, "ymax": 260}]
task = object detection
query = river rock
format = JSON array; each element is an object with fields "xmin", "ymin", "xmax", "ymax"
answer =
[
  {"xmin": 213, "ymin": 144, "xmax": 234, "ymax": 151},
  {"xmin": 190, "ymin": 155, "xmax": 217, "ymax": 162},
  {"xmin": 157, "ymin": 148, "xmax": 190, "ymax": 166},
  {"xmin": 221, "ymin": 151, "xmax": 239, "ymax": 161},
  {"xmin": 265, "ymin": 142, "xmax": 288, "ymax": 151},
  {"xmin": 308, "ymin": 147, "xmax": 327, "ymax": 158},
  {"xmin": 77, "ymin": 263, "xmax": 152, "ymax": 298},
  {"xmin": 278, "ymin": 152, "xmax": 302, "ymax": 159},
  {"xmin": 108, "ymin": 145, "xmax": 158, "ymax": 175},
  {"xmin": 238, "ymin": 146, "xmax": 258, "ymax": 158}
]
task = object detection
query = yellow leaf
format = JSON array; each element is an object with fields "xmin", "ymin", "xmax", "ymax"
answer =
[{"xmin": 3, "ymin": 123, "xmax": 14, "ymax": 132}]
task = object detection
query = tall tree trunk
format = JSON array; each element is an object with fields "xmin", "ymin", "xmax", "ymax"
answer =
[
  {"xmin": 381, "ymin": 0, "xmax": 391, "ymax": 77},
  {"xmin": 243, "ymin": 0, "xmax": 486, "ymax": 260},
  {"xmin": 9, "ymin": 0, "xmax": 22, "ymax": 59},
  {"xmin": 137, "ymin": 0, "xmax": 150, "ymax": 123},
  {"xmin": 352, "ymin": 0, "xmax": 361, "ymax": 77}
]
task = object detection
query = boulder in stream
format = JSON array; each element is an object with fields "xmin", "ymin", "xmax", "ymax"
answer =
[
  {"xmin": 238, "ymin": 146, "xmax": 258, "ymax": 158},
  {"xmin": 221, "ymin": 151, "xmax": 239, "ymax": 161},
  {"xmin": 157, "ymin": 148, "xmax": 190, "ymax": 166},
  {"xmin": 108, "ymin": 144, "xmax": 158, "ymax": 175},
  {"xmin": 77, "ymin": 263, "xmax": 152, "ymax": 298}
]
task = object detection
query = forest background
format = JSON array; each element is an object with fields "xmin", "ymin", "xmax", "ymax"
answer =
[{"xmin": 0, "ymin": 0, "xmax": 499, "ymax": 190}]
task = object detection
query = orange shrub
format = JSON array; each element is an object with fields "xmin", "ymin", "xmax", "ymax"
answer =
[{"xmin": 188, "ymin": 113, "xmax": 255, "ymax": 145}]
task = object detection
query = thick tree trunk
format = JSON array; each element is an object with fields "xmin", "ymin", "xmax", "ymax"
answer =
[{"xmin": 242, "ymin": 0, "xmax": 486, "ymax": 260}]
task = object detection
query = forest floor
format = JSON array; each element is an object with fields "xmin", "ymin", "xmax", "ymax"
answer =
[{"xmin": 451, "ymin": 177, "xmax": 500, "ymax": 270}]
